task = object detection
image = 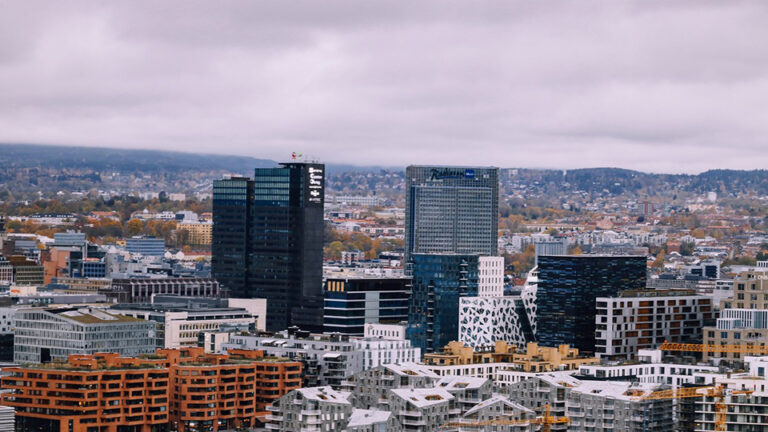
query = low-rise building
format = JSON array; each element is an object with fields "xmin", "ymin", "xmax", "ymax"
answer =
[
  {"xmin": 225, "ymin": 331, "xmax": 363, "ymax": 387},
  {"xmin": 266, "ymin": 386, "xmax": 354, "ymax": 432},
  {"xmin": 457, "ymin": 395, "xmax": 535, "ymax": 432},
  {"xmin": 103, "ymin": 277, "xmax": 221, "ymax": 303},
  {"xmin": 1, "ymin": 352, "xmax": 170, "ymax": 432},
  {"xmin": 225, "ymin": 329, "xmax": 420, "ymax": 388},
  {"xmin": 109, "ymin": 303, "xmax": 255, "ymax": 349},
  {"xmin": 342, "ymin": 363, "xmax": 440, "ymax": 410},
  {"xmin": 505, "ymin": 375, "xmax": 674, "ymax": 432},
  {"xmin": 434, "ymin": 375, "xmax": 493, "ymax": 414},
  {"xmin": 389, "ymin": 388, "xmax": 458, "ymax": 432},
  {"xmin": 1, "ymin": 347, "xmax": 300, "ymax": 432},
  {"xmin": 578, "ymin": 350, "xmax": 719, "ymax": 388},
  {"xmin": 423, "ymin": 341, "xmax": 599, "ymax": 374},
  {"xmin": 13, "ymin": 307, "xmax": 156, "ymax": 363},
  {"xmin": 345, "ymin": 409, "xmax": 402, "ymax": 432},
  {"xmin": 178, "ymin": 221, "xmax": 213, "ymax": 245}
]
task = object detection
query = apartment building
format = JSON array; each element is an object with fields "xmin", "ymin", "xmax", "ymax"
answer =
[
  {"xmin": 505, "ymin": 374, "xmax": 674, "ymax": 432},
  {"xmin": 423, "ymin": 341, "xmax": 598, "ymax": 375},
  {"xmin": 457, "ymin": 395, "xmax": 535, "ymax": 432},
  {"xmin": 389, "ymin": 387, "xmax": 458, "ymax": 432},
  {"xmin": 0, "ymin": 348, "xmax": 301, "ymax": 432},
  {"xmin": 699, "ymin": 271, "xmax": 768, "ymax": 362},
  {"xmin": 691, "ymin": 371, "xmax": 768, "ymax": 431},
  {"xmin": 434, "ymin": 376, "xmax": 493, "ymax": 414},
  {"xmin": 595, "ymin": 289, "xmax": 713, "ymax": 360},
  {"xmin": 169, "ymin": 349, "xmax": 301, "ymax": 431},
  {"xmin": 177, "ymin": 220, "xmax": 213, "ymax": 245},
  {"xmin": 578, "ymin": 350, "xmax": 719, "ymax": 388},
  {"xmin": 1, "ymin": 352, "xmax": 170, "ymax": 432},
  {"xmin": 225, "ymin": 331, "xmax": 363, "ymax": 387},
  {"xmin": 13, "ymin": 307, "xmax": 156, "ymax": 363},
  {"xmin": 266, "ymin": 386, "xmax": 354, "ymax": 432},
  {"xmin": 225, "ymin": 330, "xmax": 420, "ymax": 387},
  {"xmin": 356, "ymin": 337, "xmax": 421, "ymax": 370},
  {"xmin": 345, "ymin": 409, "xmax": 402, "ymax": 432},
  {"xmin": 342, "ymin": 363, "xmax": 440, "ymax": 410}
]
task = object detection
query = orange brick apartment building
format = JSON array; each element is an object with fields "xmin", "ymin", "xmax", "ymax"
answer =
[{"xmin": 1, "ymin": 347, "xmax": 301, "ymax": 432}]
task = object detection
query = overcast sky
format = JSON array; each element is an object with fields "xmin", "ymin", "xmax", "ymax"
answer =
[{"xmin": 2, "ymin": 1, "xmax": 768, "ymax": 173}]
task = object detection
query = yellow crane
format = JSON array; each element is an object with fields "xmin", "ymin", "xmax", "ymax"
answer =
[
  {"xmin": 440, "ymin": 404, "xmax": 569, "ymax": 432},
  {"xmin": 636, "ymin": 385, "xmax": 752, "ymax": 432}
]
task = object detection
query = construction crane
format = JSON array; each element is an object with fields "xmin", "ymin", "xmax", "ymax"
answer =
[
  {"xmin": 440, "ymin": 404, "xmax": 569, "ymax": 432},
  {"xmin": 660, "ymin": 341, "xmax": 768, "ymax": 355},
  {"xmin": 635, "ymin": 384, "xmax": 752, "ymax": 432}
]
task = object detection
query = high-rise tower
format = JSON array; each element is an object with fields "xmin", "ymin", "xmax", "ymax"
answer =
[
  {"xmin": 213, "ymin": 162, "xmax": 325, "ymax": 332},
  {"xmin": 404, "ymin": 166, "xmax": 499, "ymax": 266}
]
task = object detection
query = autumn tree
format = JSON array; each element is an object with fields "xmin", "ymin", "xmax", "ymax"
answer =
[{"xmin": 124, "ymin": 219, "xmax": 144, "ymax": 237}]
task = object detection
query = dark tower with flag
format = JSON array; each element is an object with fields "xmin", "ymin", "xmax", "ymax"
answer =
[{"xmin": 213, "ymin": 161, "xmax": 325, "ymax": 332}]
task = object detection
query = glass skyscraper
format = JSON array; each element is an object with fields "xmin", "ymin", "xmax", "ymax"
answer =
[
  {"xmin": 212, "ymin": 163, "xmax": 325, "ymax": 332},
  {"xmin": 405, "ymin": 166, "xmax": 499, "ymax": 265},
  {"xmin": 407, "ymin": 253, "xmax": 480, "ymax": 354},
  {"xmin": 535, "ymin": 255, "xmax": 647, "ymax": 354}
]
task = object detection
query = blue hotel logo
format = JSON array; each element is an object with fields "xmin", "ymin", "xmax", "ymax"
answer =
[{"xmin": 430, "ymin": 168, "xmax": 476, "ymax": 180}]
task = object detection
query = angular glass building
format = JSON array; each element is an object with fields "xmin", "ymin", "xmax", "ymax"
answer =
[
  {"xmin": 213, "ymin": 163, "xmax": 325, "ymax": 332},
  {"xmin": 535, "ymin": 255, "xmax": 647, "ymax": 354},
  {"xmin": 405, "ymin": 166, "xmax": 499, "ymax": 265},
  {"xmin": 407, "ymin": 253, "xmax": 480, "ymax": 354}
]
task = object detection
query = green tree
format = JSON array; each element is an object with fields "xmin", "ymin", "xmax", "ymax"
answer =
[{"xmin": 326, "ymin": 241, "xmax": 343, "ymax": 260}]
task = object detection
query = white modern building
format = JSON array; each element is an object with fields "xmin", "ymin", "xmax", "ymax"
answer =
[
  {"xmin": 458, "ymin": 296, "xmax": 533, "ymax": 348},
  {"xmin": 595, "ymin": 289, "xmax": 713, "ymax": 360}
]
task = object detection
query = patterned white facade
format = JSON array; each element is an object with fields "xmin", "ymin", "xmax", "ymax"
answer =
[
  {"xmin": 459, "ymin": 296, "xmax": 531, "ymax": 348},
  {"xmin": 521, "ymin": 267, "xmax": 538, "ymax": 335}
]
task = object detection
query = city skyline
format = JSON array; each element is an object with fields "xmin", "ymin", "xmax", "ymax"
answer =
[{"xmin": 2, "ymin": 1, "xmax": 768, "ymax": 173}]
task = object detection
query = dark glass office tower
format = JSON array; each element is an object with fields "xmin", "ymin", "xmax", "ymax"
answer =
[
  {"xmin": 212, "ymin": 177, "xmax": 254, "ymax": 298},
  {"xmin": 535, "ymin": 255, "xmax": 647, "ymax": 354},
  {"xmin": 405, "ymin": 166, "xmax": 499, "ymax": 266},
  {"xmin": 212, "ymin": 163, "xmax": 325, "ymax": 332},
  {"xmin": 407, "ymin": 253, "xmax": 480, "ymax": 354}
]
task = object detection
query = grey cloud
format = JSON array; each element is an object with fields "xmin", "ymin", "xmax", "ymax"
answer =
[{"xmin": 1, "ymin": 1, "xmax": 768, "ymax": 173}]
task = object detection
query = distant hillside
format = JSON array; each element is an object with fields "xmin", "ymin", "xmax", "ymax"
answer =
[{"xmin": 0, "ymin": 143, "xmax": 277, "ymax": 173}]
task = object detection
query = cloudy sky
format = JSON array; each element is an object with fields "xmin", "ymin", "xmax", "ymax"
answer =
[{"xmin": 2, "ymin": 1, "xmax": 767, "ymax": 173}]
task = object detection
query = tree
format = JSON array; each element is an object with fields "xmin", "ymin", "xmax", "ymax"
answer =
[
  {"xmin": 124, "ymin": 219, "xmax": 144, "ymax": 237},
  {"xmin": 651, "ymin": 251, "xmax": 666, "ymax": 268},
  {"xmin": 680, "ymin": 242, "xmax": 695, "ymax": 256},
  {"xmin": 326, "ymin": 241, "xmax": 343, "ymax": 260}
]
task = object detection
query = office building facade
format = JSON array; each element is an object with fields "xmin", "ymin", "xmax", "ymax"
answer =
[
  {"xmin": 407, "ymin": 253, "xmax": 481, "ymax": 354},
  {"xmin": 125, "ymin": 236, "xmax": 166, "ymax": 257},
  {"xmin": 535, "ymin": 255, "xmax": 647, "ymax": 354},
  {"xmin": 323, "ymin": 276, "xmax": 409, "ymax": 335},
  {"xmin": 213, "ymin": 163, "xmax": 325, "ymax": 332},
  {"xmin": 13, "ymin": 307, "xmax": 156, "ymax": 363},
  {"xmin": 212, "ymin": 177, "xmax": 254, "ymax": 301},
  {"xmin": 405, "ymin": 166, "xmax": 499, "ymax": 264}
]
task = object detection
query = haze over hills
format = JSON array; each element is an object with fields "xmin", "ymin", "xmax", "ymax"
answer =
[{"xmin": 2, "ymin": 143, "xmax": 768, "ymax": 199}]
